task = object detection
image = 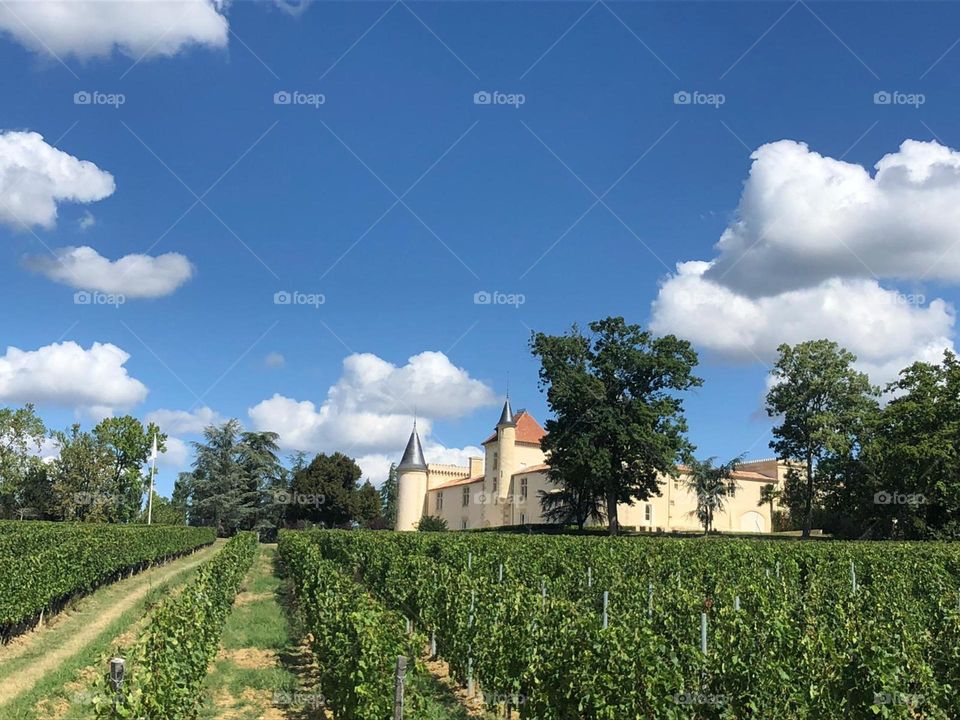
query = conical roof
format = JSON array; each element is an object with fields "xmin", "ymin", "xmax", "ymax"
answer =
[
  {"xmin": 398, "ymin": 426, "xmax": 427, "ymax": 470},
  {"xmin": 497, "ymin": 397, "xmax": 516, "ymax": 427}
]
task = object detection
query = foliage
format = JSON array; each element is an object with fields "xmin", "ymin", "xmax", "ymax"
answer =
[
  {"xmin": 94, "ymin": 532, "xmax": 257, "ymax": 719},
  {"xmin": 178, "ymin": 420, "xmax": 283, "ymax": 536},
  {"xmin": 138, "ymin": 491, "xmax": 186, "ymax": 525},
  {"xmin": 380, "ymin": 462, "xmax": 399, "ymax": 527},
  {"xmin": 289, "ymin": 451, "xmax": 362, "ymax": 526},
  {"xmin": 416, "ymin": 514, "xmax": 448, "ymax": 532},
  {"xmin": 0, "ymin": 404, "xmax": 48, "ymax": 519},
  {"xmin": 295, "ymin": 529, "xmax": 960, "ymax": 720},
  {"xmin": 683, "ymin": 456, "xmax": 742, "ymax": 534},
  {"xmin": 531, "ymin": 316, "xmax": 702, "ymax": 535},
  {"xmin": 0, "ymin": 521, "xmax": 213, "ymax": 640},
  {"xmin": 354, "ymin": 479, "xmax": 382, "ymax": 527},
  {"xmin": 279, "ymin": 532, "xmax": 410, "ymax": 720},
  {"xmin": 765, "ymin": 340, "xmax": 878, "ymax": 538}
]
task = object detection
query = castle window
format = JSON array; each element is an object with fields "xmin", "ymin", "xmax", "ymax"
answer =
[
  {"xmin": 462, "ymin": 487, "xmax": 470, "ymax": 507},
  {"xmin": 492, "ymin": 476, "xmax": 498, "ymax": 492},
  {"xmin": 520, "ymin": 477, "xmax": 528, "ymax": 500},
  {"xmin": 436, "ymin": 492, "xmax": 443, "ymax": 512},
  {"xmin": 644, "ymin": 504, "xmax": 653, "ymax": 524},
  {"xmin": 461, "ymin": 518, "xmax": 468, "ymax": 530},
  {"xmin": 493, "ymin": 451, "xmax": 498, "ymax": 470},
  {"xmin": 520, "ymin": 513, "xmax": 526, "ymax": 524}
]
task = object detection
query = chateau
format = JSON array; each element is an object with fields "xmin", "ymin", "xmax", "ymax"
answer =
[{"xmin": 394, "ymin": 399, "xmax": 788, "ymax": 532}]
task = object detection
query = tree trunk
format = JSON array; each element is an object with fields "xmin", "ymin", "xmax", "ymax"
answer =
[
  {"xmin": 803, "ymin": 452, "xmax": 814, "ymax": 539},
  {"xmin": 606, "ymin": 491, "xmax": 619, "ymax": 536}
]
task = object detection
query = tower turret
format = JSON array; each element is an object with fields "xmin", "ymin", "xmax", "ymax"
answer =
[
  {"xmin": 495, "ymin": 398, "xmax": 517, "ymax": 515},
  {"xmin": 395, "ymin": 424, "xmax": 429, "ymax": 531}
]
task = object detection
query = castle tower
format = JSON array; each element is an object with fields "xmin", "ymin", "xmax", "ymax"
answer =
[
  {"xmin": 395, "ymin": 424, "xmax": 428, "ymax": 531},
  {"xmin": 495, "ymin": 398, "xmax": 517, "ymax": 518}
]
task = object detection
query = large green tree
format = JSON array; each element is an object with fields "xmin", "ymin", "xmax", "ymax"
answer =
[
  {"xmin": 93, "ymin": 415, "xmax": 166, "ymax": 523},
  {"xmin": 379, "ymin": 462, "xmax": 399, "ymax": 527},
  {"xmin": 858, "ymin": 351, "xmax": 960, "ymax": 539},
  {"xmin": 0, "ymin": 404, "xmax": 48, "ymax": 519},
  {"xmin": 765, "ymin": 340, "xmax": 878, "ymax": 539},
  {"xmin": 49, "ymin": 424, "xmax": 114, "ymax": 521},
  {"xmin": 531, "ymin": 317, "xmax": 702, "ymax": 535},
  {"xmin": 290, "ymin": 452, "xmax": 362, "ymax": 526}
]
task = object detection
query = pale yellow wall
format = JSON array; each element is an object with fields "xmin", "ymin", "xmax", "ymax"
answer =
[{"xmin": 395, "ymin": 468, "xmax": 428, "ymax": 531}]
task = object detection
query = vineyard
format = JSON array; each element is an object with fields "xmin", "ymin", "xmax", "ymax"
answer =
[
  {"xmin": 0, "ymin": 521, "xmax": 214, "ymax": 642},
  {"xmin": 279, "ymin": 530, "xmax": 960, "ymax": 719}
]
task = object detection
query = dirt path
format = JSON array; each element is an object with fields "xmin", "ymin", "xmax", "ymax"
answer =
[{"xmin": 0, "ymin": 540, "xmax": 222, "ymax": 708}]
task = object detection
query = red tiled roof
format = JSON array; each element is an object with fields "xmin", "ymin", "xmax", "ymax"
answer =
[
  {"xmin": 431, "ymin": 475, "xmax": 484, "ymax": 490},
  {"xmin": 676, "ymin": 464, "xmax": 776, "ymax": 482},
  {"xmin": 482, "ymin": 411, "xmax": 547, "ymax": 446},
  {"xmin": 513, "ymin": 463, "xmax": 549, "ymax": 476}
]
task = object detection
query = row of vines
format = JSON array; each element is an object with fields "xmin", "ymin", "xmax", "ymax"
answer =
[
  {"xmin": 92, "ymin": 531, "xmax": 258, "ymax": 720},
  {"xmin": 0, "ymin": 521, "xmax": 215, "ymax": 641},
  {"xmin": 287, "ymin": 530, "xmax": 960, "ymax": 719}
]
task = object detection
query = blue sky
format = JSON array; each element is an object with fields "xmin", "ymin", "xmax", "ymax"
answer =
[{"xmin": 2, "ymin": 1, "xmax": 960, "ymax": 496}]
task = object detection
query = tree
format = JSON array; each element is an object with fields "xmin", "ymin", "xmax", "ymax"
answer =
[
  {"xmin": 355, "ymin": 480, "xmax": 382, "ymax": 527},
  {"xmin": 0, "ymin": 404, "xmax": 48, "ymax": 519},
  {"xmin": 380, "ymin": 463, "xmax": 399, "ymax": 527},
  {"xmin": 857, "ymin": 351, "xmax": 960, "ymax": 539},
  {"xmin": 758, "ymin": 483, "xmax": 781, "ymax": 530},
  {"xmin": 49, "ymin": 424, "xmax": 114, "ymax": 521},
  {"xmin": 684, "ymin": 456, "xmax": 741, "ymax": 534},
  {"xmin": 93, "ymin": 416, "xmax": 166, "ymax": 523},
  {"xmin": 765, "ymin": 340, "xmax": 878, "ymax": 539},
  {"xmin": 536, "ymin": 441, "xmax": 605, "ymax": 530},
  {"xmin": 417, "ymin": 515, "xmax": 448, "ymax": 532},
  {"xmin": 139, "ymin": 491, "xmax": 185, "ymax": 525},
  {"xmin": 531, "ymin": 317, "xmax": 702, "ymax": 535},
  {"xmin": 290, "ymin": 452, "xmax": 362, "ymax": 526}
]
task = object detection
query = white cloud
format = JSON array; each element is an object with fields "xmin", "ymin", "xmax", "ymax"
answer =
[
  {"xmin": 650, "ymin": 138, "xmax": 960, "ymax": 385},
  {"xmin": 0, "ymin": 341, "xmax": 148, "ymax": 411},
  {"xmin": 0, "ymin": 131, "xmax": 114, "ymax": 229},
  {"xmin": 705, "ymin": 139, "xmax": 960, "ymax": 296},
  {"xmin": 264, "ymin": 352, "xmax": 285, "ymax": 368},
  {"xmin": 145, "ymin": 406, "xmax": 223, "ymax": 435},
  {"xmin": 78, "ymin": 211, "xmax": 95, "ymax": 230},
  {"xmin": 651, "ymin": 262, "xmax": 954, "ymax": 385},
  {"xmin": 0, "ymin": 0, "xmax": 229, "ymax": 60},
  {"xmin": 248, "ymin": 351, "xmax": 497, "ymax": 477},
  {"xmin": 24, "ymin": 246, "xmax": 194, "ymax": 297},
  {"xmin": 157, "ymin": 436, "xmax": 190, "ymax": 468}
]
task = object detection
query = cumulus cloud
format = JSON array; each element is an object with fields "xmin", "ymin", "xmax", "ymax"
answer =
[
  {"xmin": 650, "ymin": 139, "xmax": 960, "ymax": 385},
  {"xmin": 24, "ymin": 246, "xmax": 194, "ymax": 297},
  {"xmin": 0, "ymin": 0, "xmax": 229, "ymax": 60},
  {"xmin": 157, "ymin": 436, "xmax": 190, "ymax": 468},
  {"xmin": 145, "ymin": 406, "xmax": 224, "ymax": 435},
  {"xmin": 0, "ymin": 131, "xmax": 114, "ymax": 229},
  {"xmin": 0, "ymin": 341, "xmax": 148, "ymax": 411},
  {"xmin": 248, "ymin": 351, "xmax": 497, "ymax": 481},
  {"xmin": 705, "ymin": 139, "xmax": 960, "ymax": 296}
]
